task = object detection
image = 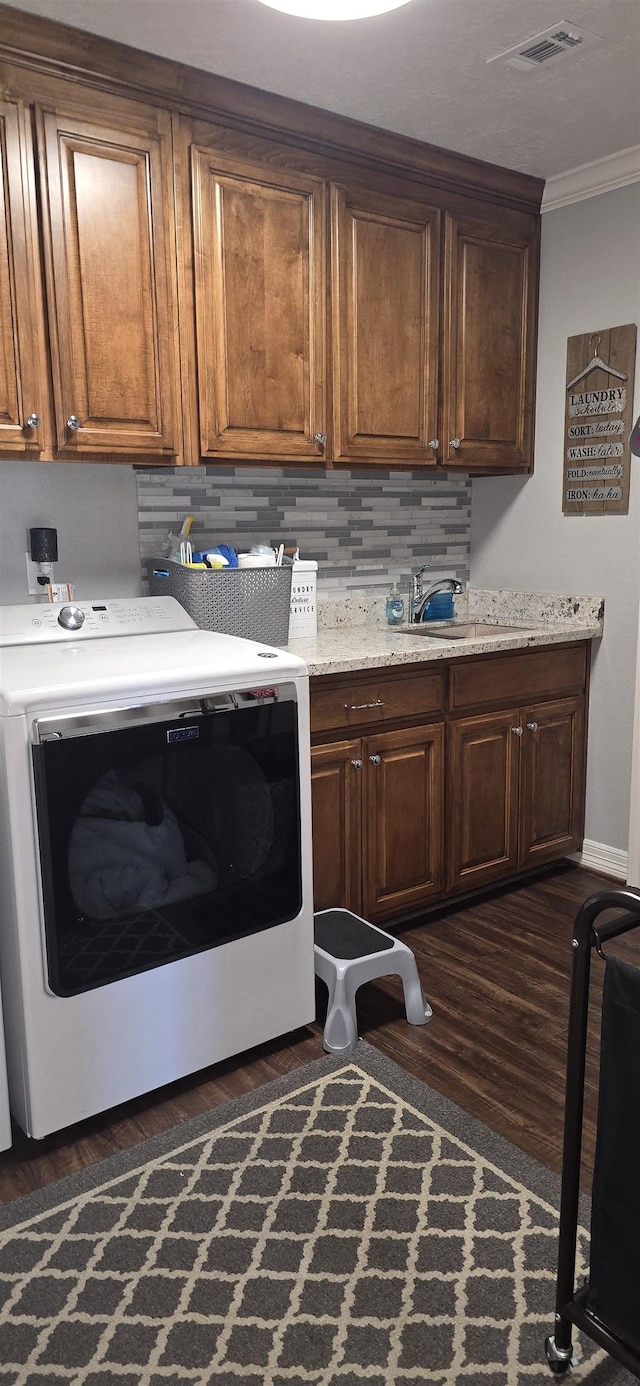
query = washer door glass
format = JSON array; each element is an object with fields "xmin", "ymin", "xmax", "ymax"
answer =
[{"xmin": 32, "ymin": 692, "xmax": 302, "ymax": 996}]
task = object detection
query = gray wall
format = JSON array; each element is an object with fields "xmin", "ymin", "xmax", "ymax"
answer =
[
  {"xmin": 471, "ymin": 181, "xmax": 640, "ymax": 854},
  {"xmin": 0, "ymin": 460, "xmax": 142, "ymax": 603}
]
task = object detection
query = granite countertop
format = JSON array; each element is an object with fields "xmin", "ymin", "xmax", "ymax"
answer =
[{"xmin": 285, "ymin": 589, "xmax": 604, "ymax": 677}]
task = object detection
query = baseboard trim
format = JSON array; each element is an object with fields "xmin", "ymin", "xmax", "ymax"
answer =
[{"xmin": 568, "ymin": 839, "xmax": 628, "ymax": 881}]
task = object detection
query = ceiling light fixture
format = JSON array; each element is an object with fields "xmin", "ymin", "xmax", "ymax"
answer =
[{"xmin": 256, "ymin": 0, "xmax": 415, "ymax": 20}]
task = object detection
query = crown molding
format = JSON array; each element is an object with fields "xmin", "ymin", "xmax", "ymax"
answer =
[
  {"xmin": 0, "ymin": 2, "xmax": 543, "ymax": 215},
  {"xmin": 542, "ymin": 145, "xmax": 640, "ymax": 212}
]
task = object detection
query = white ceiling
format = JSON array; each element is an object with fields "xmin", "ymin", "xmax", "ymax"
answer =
[{"xmin": 4, "ymin": 0, "xmax": 640, "ymax": 179}]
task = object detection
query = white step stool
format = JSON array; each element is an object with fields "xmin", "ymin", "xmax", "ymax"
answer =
[{"xmin": 314, "ymin": 907, "xmax": 433, "ymax": 1055}]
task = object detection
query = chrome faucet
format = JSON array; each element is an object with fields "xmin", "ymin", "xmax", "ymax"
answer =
[{"xmin": 409, "ymin": 570, "xmax": 464, "ymax": 623}]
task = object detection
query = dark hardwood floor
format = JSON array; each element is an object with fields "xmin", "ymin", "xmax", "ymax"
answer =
[{"xmin": 1, "ymin": 862, "xmax": 638, "ymax": 1205}]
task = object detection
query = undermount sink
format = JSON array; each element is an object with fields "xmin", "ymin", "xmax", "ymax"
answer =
[{"xmin": 395, "ymin": 622, "xmax": 531, "ymax": 640}]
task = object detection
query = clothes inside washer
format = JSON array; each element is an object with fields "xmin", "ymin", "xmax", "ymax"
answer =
[
  {"xmin": 68, "ymin": 770, "xmax": 217, "ymax": 920},
  {"xmin": 160, "ymin": 743, "xmax": 275, "ymax": 886}
]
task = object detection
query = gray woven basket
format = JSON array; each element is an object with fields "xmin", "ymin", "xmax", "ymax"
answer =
[{"xmin": 149, "ymin": 559, "xmax": 292, "ymax": 646}]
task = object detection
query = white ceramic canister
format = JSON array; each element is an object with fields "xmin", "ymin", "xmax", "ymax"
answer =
[{"xmin": 289, "ymin": 560, "xmax": 318, "ymax": 638}]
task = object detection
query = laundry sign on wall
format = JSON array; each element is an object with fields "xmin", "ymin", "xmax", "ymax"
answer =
[{"xmin": 563, "ymin": 323, "xmax": 637, "ymax": 515}]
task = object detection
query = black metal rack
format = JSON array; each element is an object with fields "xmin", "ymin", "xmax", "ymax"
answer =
[{"xmin": 545, "ymin": 886, "xmax": 640, "ymax": 1379}]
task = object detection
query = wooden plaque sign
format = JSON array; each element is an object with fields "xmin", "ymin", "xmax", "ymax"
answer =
[{"xmin": 563, "ymin": 323, "xmax": 637, "ymax": 515}]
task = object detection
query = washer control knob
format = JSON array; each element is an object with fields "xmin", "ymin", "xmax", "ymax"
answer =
[{"xmin": 57, "ymin": 604, "xmax": 85, "ymax": 631}]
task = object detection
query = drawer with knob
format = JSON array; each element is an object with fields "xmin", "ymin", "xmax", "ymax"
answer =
[
  {"xmin": 311, "ymin": 669, "xmax": 445, "ymax": 735},
  {"xmin": 449, "ymin": 645, "xmax": 588, "ymax": 712}
]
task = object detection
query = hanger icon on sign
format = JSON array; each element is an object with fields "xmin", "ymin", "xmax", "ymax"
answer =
[{"xmin": 567, "ymin": 334, "xmax": 628, "ymax": 391}]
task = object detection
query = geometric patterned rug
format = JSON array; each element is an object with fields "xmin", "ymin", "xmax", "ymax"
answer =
[{"xmin": 0, "ymin": 1044, "xmax": 631, "ymax": 1386}]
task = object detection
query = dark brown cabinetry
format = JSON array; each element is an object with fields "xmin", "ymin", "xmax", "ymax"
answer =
[
  {"xmin": 0, "ymin": 96, "xmax": 48, "ymax": 456},
  {"xmin": 310, "ymin": 667, "xmax": 445, "ymax": 920},
  {"xmin": 519, "ymin": 695, "xmax": 585, "ymax": 868},
  {"xmin": 442, "ymin": 212, "xmax": 538, "ymax": 470},
  {"xmin": 448, "ymin": 697, "xmax": 585, "ymax": 892},
  {"xmin": 311, "ymin": 738, "xmax": 362, "ymax": 914},
  {"xmin": 191, "ymin": 149, "xmax": 326, "ymax": 462},
  {"xmin": 362, "ymin": 723, "xmax": 444, "ymax": 919},
  {"xmin": 0, "ymin": 6, "xmax": 543, "ymax": 470},
  {"xmin": 331, "ymin": 186, "xmax": 440, "ymax": 467},
  {"xmin": 0, "ymin": 61, "xmax": 182, "ymax": 464},
  {"xmin": 311, "ymin": 723, "xmax": 444, "ymax": 922},
  {"xmin": 36, "ymin": 98, "xmax": 180, "ymax": 458},
  {"xmin": 311, "ymin": 644, "xmax": 589, "ymax": 927},
  {"xmin": 448, "ymin": 648, "xmax": 588, "ymax": 893},
  {"xmin": 448, "ymin": 709, "xmax": 521, "ymax": 892}
]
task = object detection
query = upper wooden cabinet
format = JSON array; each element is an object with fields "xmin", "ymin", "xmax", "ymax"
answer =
[
  {"xmin": 190, "ymin": 150, "xmax": 326, "ymax": 462},
  {"xmin": 0, "ymin": 8, "xmax": 543, "ymax": 469},
  {"xmin": 331, "ymin": 186, "xmax": 440, "ymax": 467},
  {"xmin": 0, "ymin": 97, "xmax": 48, "ymax": 456},
  {"xmin": 36, "ymin": 98, "xmax": 180, "ymax": 458},
  {"xmin": 442, "ymin": 211, "xmax": 538, "ymax": 470},
  {"xmin": 183, "ymin": 153, "xmax": 538, "ymax": 471}
]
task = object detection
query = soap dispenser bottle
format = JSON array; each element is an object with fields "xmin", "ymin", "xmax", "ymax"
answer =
[{"xmin": 386, "ymin": 582, "xmax": 405, "ymax": 627}]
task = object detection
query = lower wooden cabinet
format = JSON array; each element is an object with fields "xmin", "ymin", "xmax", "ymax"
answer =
[
  {"xmin": 448, "ymin": 695, "xmax": 585, "ymax": 892},
  {"xmin": 311, "ymin": 722, "xmax": 444, "ymax": 920},
  {"xmin": 448, "ymin": 709, "xmax": 520, "ymax": 892},
  {"xmin": 310, "ymin": 644, "xmax": 589, "ymax": 929},
  {"xmin": 519, "ymin": 696, "xmax": 585, "ymax": 868},
  {"xmin": 310, "ymin": 738, "xmax": 361, "ymax": 913}
]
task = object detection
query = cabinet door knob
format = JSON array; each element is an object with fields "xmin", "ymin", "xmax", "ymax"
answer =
[
  {"xmin": 25, "ymin": 412, "xmax": 41, "ymax": 429},
  {"xmin": 526, "ymin": 721, "xmax": 538, "ymax": 732},
  {"xmin": 369, "ymin": 754, "xmax": 381, "ymax": 766},
  {"xmin": 449, "ymin": 438, "xmax": 461, "ymax": 449},
  {"xmin": 66, "ymin": 415, "xmax": 81, "ymax": 432},
  {"xmin": 511, "ymin": 725, "xmax": 523, "ymax": 736},
  {"xmin": 351, "ymin": 758, "xmax": 363, "ymax": 770},
  {"xmin": 314, "ymin": 432, "xmax": 327, "ymax": 447},
  {"xmin": 428, "ymin": 438, "xmax": 439, "ymax": 451}
]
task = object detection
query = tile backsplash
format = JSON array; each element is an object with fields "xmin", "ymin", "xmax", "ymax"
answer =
[{"xmin": 136, "ymin": 467, "xmax": 471, "ymax": 597}]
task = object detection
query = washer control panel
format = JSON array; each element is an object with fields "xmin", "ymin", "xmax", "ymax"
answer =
[{"xmin": 0, "ymin": 597, "xmax": 197, "ymax": 646}]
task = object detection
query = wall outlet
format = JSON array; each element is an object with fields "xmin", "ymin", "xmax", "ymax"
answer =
[{"xmin": 25, "ymin": 552, "xmax": 53, "ymax": 596}]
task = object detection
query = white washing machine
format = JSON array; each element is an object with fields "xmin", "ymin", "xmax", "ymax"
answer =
[{"xmin": 0, "ymin": 596, "xmax": 314, "ymax": 1139}]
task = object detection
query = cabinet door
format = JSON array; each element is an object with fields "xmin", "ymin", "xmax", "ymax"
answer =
[
  {"xmin": 332, "ymin": 186, "xmax": 440, "ymax": 465},
  {"xmin": 0, "ymin": 97, "xmax": 47, "ymax": 454},
  {"xmin": 311, "ymin": 740, "xmax": 362, "ymax": 913},
  {"xmin": 449, "ymin": 710, "xmax": 521, "ymax": 892},
  {"xmin": 37, "ymin": 103, "xmax": 179, "ymax": 456},
  {"xmin": 442, "ymin": 211, "xmax": 538, "ymax": 471},
  {"xmin": 192, "ymin": 149, "xmax": 326, "ymax": 461},
  {"xmin": 520, "ymin": 696, "xmax": 585, "ymax": 868},
  {"xmin": 363, "ymin": 723, "xmax": 443, "ymax": 920}
]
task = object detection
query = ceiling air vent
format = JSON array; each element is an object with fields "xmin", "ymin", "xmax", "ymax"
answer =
[{"xmin": 487, "ymin": 23, "xmax": 601, "ymax": 73}]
